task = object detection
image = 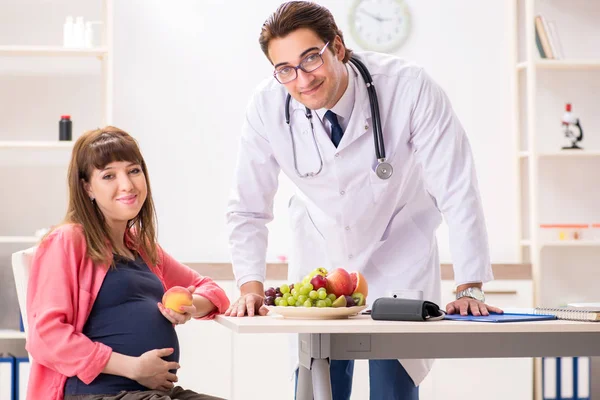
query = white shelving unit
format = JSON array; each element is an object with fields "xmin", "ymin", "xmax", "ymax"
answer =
[
  {"xmin": 0, "ymin": 141, "xmax": 75, "ymax": 149},
  {"xmin": 0, "ymin": 0, "xmax": 113, "ymax": 244},
  {"xmin": 541, "ymin": 240, "xmax": 600, "ymax": 248},
  {"xmin": 0, "ymin": 237, "xmax": 39, "ymax": 244},
  {"xmin": 519, "ymin": 150, "xmax": 600, "ymax": 158},
  {"xmin": 517, "ymin": 59, "xmax": 600, "ymax": 70},
  {"xmin": 0, "ymin": 45, "xmax": 108, "ymax": 57},
  {"xmin": 513, "ymin": 0, "xmax": 600, "ymax": 307},
  {"xmin": 0, "ymin": 1, "xmax": 114, "ymax": 362},
  {"xmin": 512, "ymin": 1, "xmax": 600, "ymax": 399},
  {"xmin": 0, "ymin": 329, "xmax": 26, "ymax": 340}
]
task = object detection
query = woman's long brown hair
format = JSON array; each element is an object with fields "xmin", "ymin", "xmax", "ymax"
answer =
[{"xmin": 61, "ymin": 126, "xmax": 158, "ymax": 266}]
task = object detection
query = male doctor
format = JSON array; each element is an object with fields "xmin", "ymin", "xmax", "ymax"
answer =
[{"xmin": 225, "ymin": 1, "xmax": 502, "ymax": 399}]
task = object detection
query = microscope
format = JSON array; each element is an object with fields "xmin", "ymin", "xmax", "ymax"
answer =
[{"xmin": 561, "ymin": 103, "xmax": 584, "ymax": 150}]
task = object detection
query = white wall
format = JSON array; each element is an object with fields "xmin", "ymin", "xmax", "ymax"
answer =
[
  {"xmin": 110, "ymin": 0, "xmax": 519, "ymax": 265},
  {"xmin": 1, "ymin": 0, "xmax": 541, "ymax": 266}
]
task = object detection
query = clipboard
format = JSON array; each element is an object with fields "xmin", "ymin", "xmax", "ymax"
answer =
[{"xmin": 445, "ymin": 312, "xmax": 557, "ymax": 323}]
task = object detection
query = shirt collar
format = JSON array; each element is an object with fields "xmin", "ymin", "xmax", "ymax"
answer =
[{"xmin": 315, "ymin": 63, "xmax": 355, "ymax": 126}]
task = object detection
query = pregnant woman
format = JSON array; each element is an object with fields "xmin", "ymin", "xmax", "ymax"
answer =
[{"xmin": 25, "ymin": 127, "xmax": 230, "ymax": 400}]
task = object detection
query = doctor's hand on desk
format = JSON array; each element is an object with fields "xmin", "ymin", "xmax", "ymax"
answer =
[
  {"xmin": 224, "ymin": 281, "xmax": 269, "ymax": 317},
  {"xmin": 445, "ymin": 284, "xmax": 504, "ymax": 316}
]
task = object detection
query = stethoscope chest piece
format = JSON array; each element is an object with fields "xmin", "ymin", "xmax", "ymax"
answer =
[{"xmin": 376, "ymin": 161, "xmax": 393, "ymax": 180}]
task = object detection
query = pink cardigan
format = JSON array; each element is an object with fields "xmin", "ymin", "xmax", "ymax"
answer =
[{"xmin": 25, "ymin": 224, "xmax": 230, "ymax": 400}]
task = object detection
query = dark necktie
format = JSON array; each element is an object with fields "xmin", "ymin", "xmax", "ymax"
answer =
[{"xmin": 324, "ymin": 110, "xmax": 344, "ymax": 148}]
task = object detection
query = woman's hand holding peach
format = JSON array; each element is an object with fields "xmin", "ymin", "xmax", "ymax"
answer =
[{"xmin": 158, "ymin": 285, "xmax": 196, "ymax": 325}]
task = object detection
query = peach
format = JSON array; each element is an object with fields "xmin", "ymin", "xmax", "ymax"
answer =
[
  {"xmin": 325, "ymin": 268, "xmax": 354, "ymax": 297},
  {"xmin": 162, "ymin": 286, "xmax": 193, "ymax": 314}
]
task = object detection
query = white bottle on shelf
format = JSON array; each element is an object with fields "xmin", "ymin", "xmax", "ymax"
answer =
[
  {"xmin": 73, "ymin": 16, "xmax": 85, "ymax": 48},
  {"xmin": 84, "ymin": 22, "xmax": 94, "ymax": 48},
  {"xmin": 63, "ymin": 16, "xmax": 74, "ymax": 48}
]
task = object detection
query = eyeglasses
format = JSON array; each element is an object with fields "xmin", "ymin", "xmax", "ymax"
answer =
[{"xmin": 273, "ymin": 42, "xmax": 330, "ymax": 84}]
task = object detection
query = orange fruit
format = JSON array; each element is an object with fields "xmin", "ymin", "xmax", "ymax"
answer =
[{"xmin": 350, "ymin": 271, "xmax": 368, "ymax": 298}]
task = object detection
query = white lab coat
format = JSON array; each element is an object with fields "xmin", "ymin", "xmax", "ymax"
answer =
[{"xmin": 226, "ymin": 51, "xmax": 494, "ymax": 386}]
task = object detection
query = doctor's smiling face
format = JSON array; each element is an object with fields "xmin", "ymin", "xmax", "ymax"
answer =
[{"xmin": 268, "ymin": 28, "xmax": 348, "ymax": 111}]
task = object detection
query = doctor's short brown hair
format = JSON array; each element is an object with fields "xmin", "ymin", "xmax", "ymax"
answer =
[{"xmin": 259, "ymin": 1, "xmax": 353, "ymax": 64}]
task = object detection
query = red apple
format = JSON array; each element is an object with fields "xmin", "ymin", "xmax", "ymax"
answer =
[
  {"xmin": 310, "ymin": 274, "xmax": 327, "ymax": 290},
  {"xmin": 325, "ymin": 268, "xmax": 354, "ymax": 297}
]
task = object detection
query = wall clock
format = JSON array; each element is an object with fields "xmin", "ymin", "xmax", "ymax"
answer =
[{"xmin": 348, "ymin": 0, "xmax": 411, "ymax": 53}]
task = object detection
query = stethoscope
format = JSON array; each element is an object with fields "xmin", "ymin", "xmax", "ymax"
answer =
[{"xmin": 284, "ymin": 55, "xmax": 393, "ymax": 180}]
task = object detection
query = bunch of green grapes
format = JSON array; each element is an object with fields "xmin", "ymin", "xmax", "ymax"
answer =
[
  {"xmin": 273, "ymin": 283, "xmax": 338, "ymax": 308},
  {"xmin": 263, "ymin": 267, "xmax": 336, "ymax": 308}
]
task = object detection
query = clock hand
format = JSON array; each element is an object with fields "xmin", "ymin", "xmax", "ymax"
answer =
[{"xmin": 357, "ymin": 8, "xmax": 391, "ymax": 22}]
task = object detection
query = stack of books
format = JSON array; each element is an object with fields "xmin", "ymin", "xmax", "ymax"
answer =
[{"xmin": 535, "ymin": 15, "xmax": 564, "ymax": 59}]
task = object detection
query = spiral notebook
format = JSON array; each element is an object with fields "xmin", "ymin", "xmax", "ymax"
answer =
[{"xmin": 533, "ymin": 306, "xmax": 600, "ymax": 322}]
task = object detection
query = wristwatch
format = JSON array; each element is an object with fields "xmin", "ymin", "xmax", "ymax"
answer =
[{"xmin": 455, "ymin": 287, "xmax": 485, "ymax": 302}]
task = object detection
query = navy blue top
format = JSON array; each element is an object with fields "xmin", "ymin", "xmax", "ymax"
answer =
[{"xmin": 64, "ymin": 254, "xmax": 179, "ymax": 395}]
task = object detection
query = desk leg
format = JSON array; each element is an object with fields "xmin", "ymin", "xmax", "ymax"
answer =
[
  {"xmin": 311, "ymin": 358, "xmax": 333, "ymax": 399},
  {"xmin": 297, "ymin": 333, "xmax": 333, "ymax": 400},
  {"xmin": 296, "ymin": 364, "xmax": 313, "ymax": 400}
]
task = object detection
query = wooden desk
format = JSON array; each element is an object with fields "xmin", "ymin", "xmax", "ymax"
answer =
[{"xmin": 216, "ymin": 315, "xmax": 600, "ymax": 400}]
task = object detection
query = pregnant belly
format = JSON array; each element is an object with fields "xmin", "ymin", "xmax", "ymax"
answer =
[{"xmin": 83, "ymin": 298, "xmax": 180, "ymax": 363}]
